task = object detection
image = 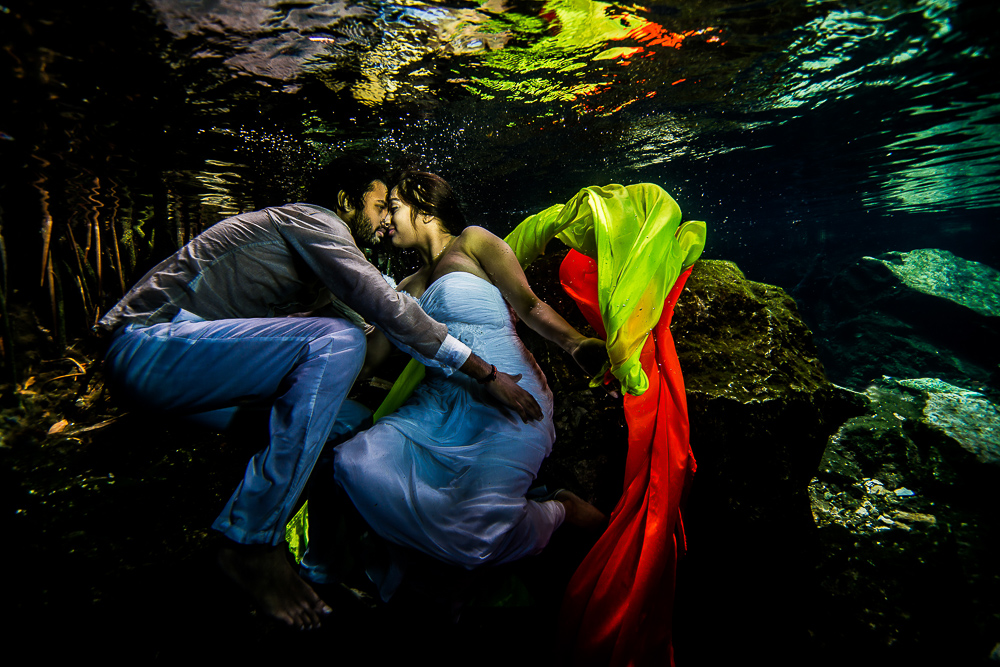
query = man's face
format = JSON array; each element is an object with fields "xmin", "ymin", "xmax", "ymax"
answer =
[{"xmin": 348, "ymin": 180, "xmax": 389, "ymax": 248}]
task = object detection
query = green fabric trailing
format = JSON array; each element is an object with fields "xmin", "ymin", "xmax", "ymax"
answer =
[
  {"xmin": 505, "ymin": 183, "xmax": 705, "ymax": 395},
  {"xmin": 286, "ymin": 501, "xmax": 309, "ymax": 561}
]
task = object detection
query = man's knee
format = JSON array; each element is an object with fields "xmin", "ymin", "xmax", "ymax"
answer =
[
  {"xmin": 336, "ymin": 323, "xmax": 367, "ymax": 360},
  {"xmin": 341, "ymin": 324, "xmax": 367, "ymax": 355},
  {"xmin": 309, "ymin": 321, "xmax": 366, "ymax": 372}
]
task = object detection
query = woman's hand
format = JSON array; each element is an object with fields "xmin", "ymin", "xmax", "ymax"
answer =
[
  {"xmin": 571, "ymin": 337, "xmax": 620, "ymax": 398},
  {"xmin": 570, "ymin": 337, "xmax": 608, "ymax": 377}
]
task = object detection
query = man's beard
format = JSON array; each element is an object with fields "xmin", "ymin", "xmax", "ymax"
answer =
[{"xmin": 349, "ymin": 212, "xmax": 377, "ymax": 248}]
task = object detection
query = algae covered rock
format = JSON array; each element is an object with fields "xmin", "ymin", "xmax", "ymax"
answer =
[
  {"xmin": 809, "ymin": 376, "xmax": 1000, "ymax": 661},
  {"xmin": 672, "ymin": 259, "xmax": 859, "ymax": 530},
  {"xmin": 813, "ymin": 248, "xmax": 1000, "ymax": 390}
]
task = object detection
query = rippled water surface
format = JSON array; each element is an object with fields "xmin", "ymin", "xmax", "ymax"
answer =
[{"xmin": 2, "ymin": 0, "xmax": 998, "ymax": 363}]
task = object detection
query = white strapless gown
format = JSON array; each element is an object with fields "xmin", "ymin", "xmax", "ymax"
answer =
[{"xmin": 333, "ymin": 271, "xmax": 562, "ymax": 570}]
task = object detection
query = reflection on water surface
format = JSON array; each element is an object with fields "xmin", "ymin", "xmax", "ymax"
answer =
[{"xmin": 1, "ymin": 0, "xmax": 998, "ymax": 360}]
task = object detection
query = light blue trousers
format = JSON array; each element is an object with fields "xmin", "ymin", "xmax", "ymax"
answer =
[{"xmin": 104, "ymin": 313, "xmax": 366, "ymax": 546}]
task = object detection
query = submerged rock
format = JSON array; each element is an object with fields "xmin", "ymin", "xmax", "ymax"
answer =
[
  {"xmin": 672, "ymin": 260, "xmax": 859, "ymax": 530},
  {"xmin": 899, "ymin": 377, "xmax": 1000, "ymax": 466},
  {"xmin": 809, "ymin": 376, "xmax": 999, "ymax": 661},
  {"xmin": 812, "ymin": 248, "xmax": 1000, "ymax": 391},
  {"xmin": 878, "ymin": 248, "xmax": 1000, "ymax": 318}
]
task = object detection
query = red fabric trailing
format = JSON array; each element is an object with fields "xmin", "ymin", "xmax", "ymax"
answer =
[
  {"xmin": 558, "ymin": 249, "xmax": 696, "ymax": 667},
  {"xmin": 559, "ymin": 249, "xmax": 608, "ymax": 339}
]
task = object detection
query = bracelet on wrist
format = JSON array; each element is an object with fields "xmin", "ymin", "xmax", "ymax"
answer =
[{"xmin": 477, "ymin": 364, "xmax": 498, "ymax": 384}]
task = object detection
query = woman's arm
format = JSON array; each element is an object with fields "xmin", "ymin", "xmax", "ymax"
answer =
[{"xmin": 464, "ymin": 227, "xmax": 607, "ymax": 376}]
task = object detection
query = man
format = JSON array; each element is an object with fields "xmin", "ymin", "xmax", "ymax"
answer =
[{"xmin": 98, "ymin": 159, "xmax": 542, "ymax": 629}]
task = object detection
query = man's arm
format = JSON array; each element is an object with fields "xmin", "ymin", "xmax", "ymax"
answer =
[
  {"xmin": 270, "ymin": 205, "xmax": 451, "ymax": 358},
  {"xmin": 459, "ymin": 351, "xmax": 544, "ymax": 423},
  {"xmin": 272, "ymin": 205, "xmax": 543, "ymax": 421}
]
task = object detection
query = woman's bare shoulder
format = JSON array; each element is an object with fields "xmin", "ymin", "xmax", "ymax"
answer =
[{"xmin": 458, "ymin": 225, "xmax": 505, "ymax": 250}]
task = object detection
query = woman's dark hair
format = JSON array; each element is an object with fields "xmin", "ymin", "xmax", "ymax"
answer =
[
  {"xmin": 392, "ymin": 171, "xmax": 467, "ymax": 236},
  {"xmin": 306, "ymin": 157, "xmax": 386, "ymax": 212}
]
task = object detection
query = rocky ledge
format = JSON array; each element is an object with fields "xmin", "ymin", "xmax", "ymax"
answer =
[
  {"xmin": 809, "ymin": 376, "xmax": 999, "ymax": 661},
  {"xmin": 809, "ymin": 248, "xmax": 1000, "ymax": 392}
]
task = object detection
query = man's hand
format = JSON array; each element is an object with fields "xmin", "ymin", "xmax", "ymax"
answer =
[
  {"xmin": 485, "ymin": 371, "xmax": 543, "ymax": 423},
  {"xmin": 460, "ymin": 352, "xmax": 543, "ymax": 422}
]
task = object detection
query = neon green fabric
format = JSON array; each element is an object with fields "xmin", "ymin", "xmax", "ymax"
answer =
[
  {"xmin": 504, "ymin": 183, "xmax": 705, "ymax": 396},
  {"xmin": 286, "ymin": 500, "xmax": 309, "ymax": 561},
  {"xmin": 371, "ymin": 359, "xmax": 426, "ymax": 423}
]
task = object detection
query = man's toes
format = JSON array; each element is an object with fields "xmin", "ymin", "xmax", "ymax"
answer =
[
  {"xmin": 274, "ymin": 608, "xmax": 300, "ymax": 628},
  {"xmin": 297, "ymin": 600, "xmax": 324, "ymax": 629},
  {"xmin": 287, "ymin": 608, "xmax": 313, "ymax": 631}
]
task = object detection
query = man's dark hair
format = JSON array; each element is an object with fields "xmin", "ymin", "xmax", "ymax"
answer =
[
  {"xmin": 306, "ymin": 157, "xmax": 386, "ymax": 212},
  {"xmin": 391, "ymin": 171, "xmax": 467, "ymax": 236}
]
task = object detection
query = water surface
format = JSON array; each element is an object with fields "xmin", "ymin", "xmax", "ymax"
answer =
[{"xmin": 2, "ymin": 0, "xmax": 998, "ymax": 374}]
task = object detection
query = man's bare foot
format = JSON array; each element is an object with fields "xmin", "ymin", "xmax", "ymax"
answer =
[
  {"xmin": 217, "ymin": 541, "xmax": 332, "ymax": 630},
  {"xmin": 555, "ymin": 490, "xmax": 608, "ymax": 530}
]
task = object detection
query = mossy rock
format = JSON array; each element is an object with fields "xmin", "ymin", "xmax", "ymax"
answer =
[
  {"xmin": 808, "ymin": 377, "xmax": 1000, "ymax": 661},
  {"xmin": 672, "ymin": 260, "xmax": 860, "ymax": 529}
]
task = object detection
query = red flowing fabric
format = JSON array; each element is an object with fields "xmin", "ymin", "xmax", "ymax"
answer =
[{"xmin": 558, "ymin": 249, "xmax": 697, "ymax": 667}]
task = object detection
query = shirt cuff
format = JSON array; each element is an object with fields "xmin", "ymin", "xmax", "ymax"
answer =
[{"xmin": 434, "ymin": 334, "xmax": 472, "ymax": 369}]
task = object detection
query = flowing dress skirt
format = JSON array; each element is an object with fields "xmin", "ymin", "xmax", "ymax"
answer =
[{"xmin": 333, "ymin": 272, "xmax": 562, "ymax": 571}]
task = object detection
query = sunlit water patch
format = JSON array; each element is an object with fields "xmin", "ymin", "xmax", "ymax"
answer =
[{"xmin": 737, "ymin": 0, "xmax": 1000, "ymax": 215}]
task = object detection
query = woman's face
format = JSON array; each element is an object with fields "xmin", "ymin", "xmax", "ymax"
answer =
[{"xmin": 385, "ymin": 188, "xmax": 420, "ymax": 248}]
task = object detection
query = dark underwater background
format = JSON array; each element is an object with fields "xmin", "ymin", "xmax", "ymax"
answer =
[{"xmin": 2, "ymin": 0, "xmax": 998, "ymax": 663}]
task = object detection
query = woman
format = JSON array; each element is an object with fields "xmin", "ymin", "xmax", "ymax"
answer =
[{"xmin": 312, "ymin": 171, "xmax": 606, "ymax": 592}]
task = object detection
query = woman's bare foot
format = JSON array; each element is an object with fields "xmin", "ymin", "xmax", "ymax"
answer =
[
  {"xmin": 217, "ymin": 541, "xmax": 332, "ymax": 630},
  {"xmin": 555, "ymin": 490, "xmax": 607, "ymax": 530}
]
